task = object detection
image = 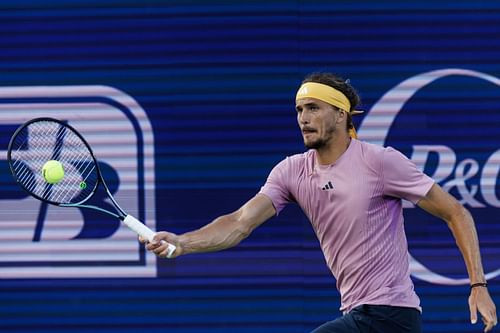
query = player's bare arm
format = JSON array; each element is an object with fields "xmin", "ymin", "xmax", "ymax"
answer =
[
  {"xmin": 146, "ymin": 194, "xmax": 276, "ymax": 258},
  {"xmin": 417, "ymin": 183, "xmax": 497, "ymax": 332}
]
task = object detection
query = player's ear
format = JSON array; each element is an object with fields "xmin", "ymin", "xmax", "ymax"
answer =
[{"xmin": 336, "ymin": 109, "xmax": 347, "ymax": 124}]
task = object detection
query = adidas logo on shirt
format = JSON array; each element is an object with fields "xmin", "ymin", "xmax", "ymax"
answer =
[{"xmin": 322, "ymin": 181, "xmax": 334, "ymax": 191}]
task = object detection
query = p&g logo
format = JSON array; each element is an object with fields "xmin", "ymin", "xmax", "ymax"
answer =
[{"xmin": 358, "ymin": 68, "xmax": 500, "ymax": 284}]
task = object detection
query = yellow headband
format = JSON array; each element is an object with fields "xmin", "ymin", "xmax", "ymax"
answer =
[{"xmin": 295, "ymin": 82, "xmax": 363, "ymax": 115}]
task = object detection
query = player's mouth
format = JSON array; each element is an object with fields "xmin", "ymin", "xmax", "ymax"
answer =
[{"xmin": 302, "ymin": 127, "xmax": 316, "ymax": 135}]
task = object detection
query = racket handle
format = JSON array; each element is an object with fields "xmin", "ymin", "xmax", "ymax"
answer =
[{"xmin": 123, "ymin": 214, "xmax": 177, "ymax": 258}]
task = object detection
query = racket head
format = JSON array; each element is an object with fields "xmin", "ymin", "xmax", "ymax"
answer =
[{"xmin": 7, "ymin": 117, "xmax": 101, "ymax": 206}]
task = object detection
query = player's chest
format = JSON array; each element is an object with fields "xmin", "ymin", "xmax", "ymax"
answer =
[{"xmin": 301, "ymin": 168, "xmax": 355, "ymax": 198}]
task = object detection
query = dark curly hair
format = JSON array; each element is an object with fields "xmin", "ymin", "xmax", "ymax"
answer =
[{"xmin": 301, "ymin": 72, "xmax": 361, "ymax": 132}]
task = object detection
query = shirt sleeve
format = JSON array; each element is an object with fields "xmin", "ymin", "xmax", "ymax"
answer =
[
  {"xmin": 259, "ymin": 158, "xmax": 293, "ymax": 215},
  {"xmin": 382, "ymin": 147, "xmax": 435, "ymax": 204}
]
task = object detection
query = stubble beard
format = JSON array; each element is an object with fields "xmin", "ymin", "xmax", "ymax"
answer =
[
  {"xmin": 303, "ymin": 126, "xmax": 336, "ymax": 150},
  {"xmin": 304, "ymin": 137, "xmax": 329, "ymax": 150}
]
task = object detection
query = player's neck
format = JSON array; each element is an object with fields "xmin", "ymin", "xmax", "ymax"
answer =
[{"xmin": 316, "ymin": 133, "xmax": 351, "ymax": 165}]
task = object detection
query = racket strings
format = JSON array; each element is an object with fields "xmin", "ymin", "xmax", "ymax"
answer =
[
  {"xmin": 12, "ymin": 124, "xmax": 59, "ymax": 173},
  {"xmin": 11, "ymin": 122, "xmax": 61, "ymax": 167},
  {"xmin": 17, "ymin": 124, "xmax": 67, "ymax": 193},
  {"xmin": 10, "ymin": 120, "xmax": 98, "ymax": 205},
  {"xmin": 41, "ymin": 125, "xmax": 96, "ymax": 203},
  {"xmin": 13, "ymin": 125, "xmax": 62, "ymax": 193},
  {"xmin": 27, "ymin": 125, "xmax": 94, "ymax": 203},
  {"xmin": 15, "ymin": 123, "xmax": 66, "ymax": 193}
]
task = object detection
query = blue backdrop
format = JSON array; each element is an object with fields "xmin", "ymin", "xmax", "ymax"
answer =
[{"xmin": 0, "ymin": 1, "xmax": 498, "ymax": 332}]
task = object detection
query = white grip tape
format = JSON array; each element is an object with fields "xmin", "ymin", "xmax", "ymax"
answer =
[{"xmin": 123, "ymin": 214, "xmax": 176, "ymax": 258}]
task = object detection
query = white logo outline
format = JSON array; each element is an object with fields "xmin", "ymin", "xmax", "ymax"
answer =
[
  {"xmin": 358, "ymin": 69, "xmax": 500, "ymax": 285},
  {"xmin": 0, "ymin": 85, "xmax": 158, "ymax": 278}
]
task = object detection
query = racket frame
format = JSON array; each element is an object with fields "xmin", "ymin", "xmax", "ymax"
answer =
[{"xmin": 7, "ymin": 117, "xmax": 176, "ymax": 257}]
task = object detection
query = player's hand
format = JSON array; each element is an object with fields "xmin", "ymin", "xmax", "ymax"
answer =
[
  {"xmin": 139, "ymin": 231, "xmax": 182, "ymax": 258},
  {"xmin": 469, "ymin": 286, "xmax": 497, "ymax": 332}
]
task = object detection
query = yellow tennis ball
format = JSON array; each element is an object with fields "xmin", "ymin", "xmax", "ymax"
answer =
[{"xmin": 42, "ymin": 160, "xmax": 65, "ymax": 184}]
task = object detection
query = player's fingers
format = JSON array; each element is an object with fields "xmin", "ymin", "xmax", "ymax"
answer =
[
  {"xmin": 152, "ymin": 243, "xmax": 167, "ymax": 256},
  {"xmin": 484, "ymin": 320, "xmax": 494, "ymax": 332},
  {"xmin": 159, "ymin": 247, "xmax": 172, "ymax": 258},
  {"xmin": 152, "ymin": 231, "xmax": 170, "ymax": 244},
  {"xmin": 145, "ymin": 233, "xmax": 166, "ymax": 250},
  {"xmin": 146, "ymin": 241, "xmax": 162, "ymax": 251},
  {"xmin": 482, "ymin": 312, "xmax": 497, "ymax": 332},
  {"xmin": 138, "ymin": 235, "xmax": 147, "ymax": 244},
  {"xmin": 469, "ymin": 296, "xmax": 478, "ymax": 324},
  {"xmin": 149, "ymin": 231, "xmax": 180, "ymax": 258}
]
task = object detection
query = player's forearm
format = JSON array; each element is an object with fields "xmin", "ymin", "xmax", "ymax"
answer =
[
  {"xmin": 447, "ymin": 206, "xmax": 486, "ymax": 283},
  {"xmin": 178, "ymin": 211, "xmax": 251, "ymax": 255}
]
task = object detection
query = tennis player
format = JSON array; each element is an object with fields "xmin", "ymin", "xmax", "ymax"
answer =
[{"xmin": 145, "ymin": 72, "xmax": 497, "ymax": 332}]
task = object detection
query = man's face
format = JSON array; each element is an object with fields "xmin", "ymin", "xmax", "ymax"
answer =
[{"xmin": 295, "ymin": 97, "xmax": 340, "ymax": 149}]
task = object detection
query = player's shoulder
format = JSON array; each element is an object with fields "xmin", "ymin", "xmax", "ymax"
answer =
[
  {"xmin": 286, "ymin": 150, "xmax": 316, "ymax": 167},
  {"xmin": 355, "ymin": 140, "xmax": 410, "ymax": 167},
  {"xmin": 286, "ymin": 150, "xmax": 314, "ymax": 162},
  {"xmin": 355, "ymin": 139, "xmax": 387, "ymax": 159},
  {"xmin": 273, "ymin": 150, "xmax": 315, "ymax": 175},
  {"xmin": 354, "ymin": 139, "xmax": 400, "ymax": 174},
  {"xmin": 356, "ymin": 139, "xmax": 403, "ymax": 155}
]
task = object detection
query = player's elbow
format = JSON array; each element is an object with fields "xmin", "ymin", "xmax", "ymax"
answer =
[
  {"xmin": 220, "ymin": 212, "xmax": 254, "ymax": 247},
  {"xmin": 219, "ymin": 222, "xmax": 253, "ymax": 250},
  {"xmin": 234, "ymin": 215, "xmax": 261, "ymax": 245},
  {"xmin": 446, "ymin": 202, "xmax": 470, "ymax": 227},
  {"xmin": 455, "ymin": 201, "xmax": 469, "ymax": 218},
  {"xmin": 235, "ymin": 220, "xmax": 254, "ymax": 241}
]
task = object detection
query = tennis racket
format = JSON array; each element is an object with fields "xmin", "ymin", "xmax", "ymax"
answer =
[{"xmin": 7, "ymin": 117, "xmax": 176, "ymax": 257}]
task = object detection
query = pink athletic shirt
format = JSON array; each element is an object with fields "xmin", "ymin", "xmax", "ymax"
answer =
[{"xmin": 259, "ymin": 139, "xmax": 434, "ymax": 313}]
